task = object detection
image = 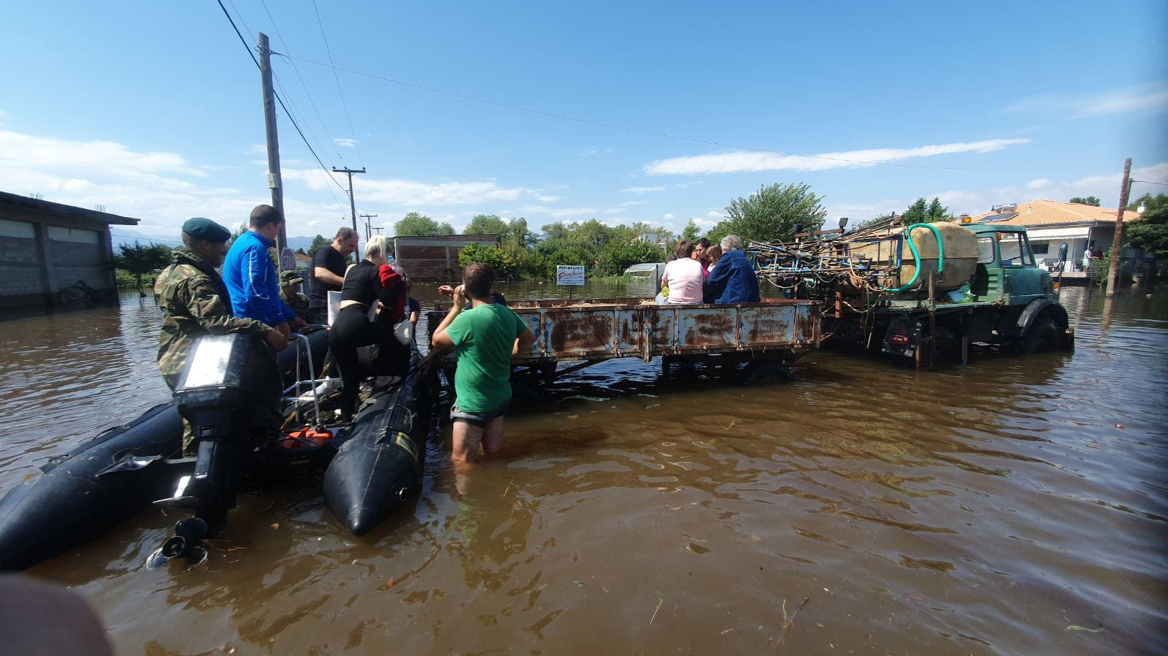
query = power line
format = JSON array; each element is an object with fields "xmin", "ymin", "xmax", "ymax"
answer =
[
  {"xmin": 214, "ymin": 0, "xmax": 350, "ymax": 199},
  {"xmin": 1132, "ymin": 179, "xmax": 1168, "ymax": 187},
  {"xmin": 309, "ymin": 0, "xmax": 366, "ymax": 169},
  {"xmin": 277, "ymin": 52, "xmax": 1087, "ymax": 174},
  {"xmin": 257, "ymin": 0, "xmax": 348, "ymax": 166}
]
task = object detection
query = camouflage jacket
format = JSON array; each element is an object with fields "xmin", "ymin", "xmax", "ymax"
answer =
[
  {"xmin": 281, "ymin": 289, "xmax": 309, "ymax": 319},
  {"xmin": 153, "ymin": 248, "xmax": 271, "ymax": 382}
]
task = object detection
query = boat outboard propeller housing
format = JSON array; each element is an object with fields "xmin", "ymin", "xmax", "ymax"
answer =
[{"xmin": 150, "ymin": 333, "xmax": 282, "ymax": 567}]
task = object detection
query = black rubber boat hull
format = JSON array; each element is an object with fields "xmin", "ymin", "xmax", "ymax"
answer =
[
  {"xmin": 323, "ymin": 367, "xmax": 431, "ymax": 536},
  {"xmin": 0, "ymin": 403, "xmax": 185, "ymax": 571}
]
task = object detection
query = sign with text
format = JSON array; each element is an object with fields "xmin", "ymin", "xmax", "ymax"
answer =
[{"xmin": 556, "ymin": 265, "xmax": 585, "ymax": 286}]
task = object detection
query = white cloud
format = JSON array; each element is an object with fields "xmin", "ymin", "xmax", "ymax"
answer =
[
  {"xmin": 622, "ymin": 185, "xmax": 667, "ymax": 194},
  {"xmin": 620, "ymin": 200, "xmax": 649, "ymax": 206},
  {"xmin": 705, "ymin": 210, "xmax": 723, "ymax": 219},
  {"xmin": 284, "ymin": 169, "xmax": 540, "ymax": 206},
  {"xmin": 604, "ymin": 208, "xmax": 623, "ymax": 215},
  {"xmin": 0, "ymin": 109, "xmax": 7, "ymax": 127},
  {"xmin": 579, "ymin": 146, "xmax": 614, "ymax": 156},
  {"xmin": 333, "ymin": 138, "xmax": 360, "ymax": 147},
  {"xmin": 645, "ymin": 138, "xmax": 1031, "ymax": 175},
  {"xmin": 689, "ymin": 217, "xmax": 719, "ymax": 229},
  {"xmin": 515, "ymin": 204, "xmax": 598, "ymax": 219},
  {"xmin": 244, "ymin": 143, "xmax": 268, "ymax": 156},
  {"xmin": 663, "ymin": 213, "xmax": 676, "ymax": 220},
  {"xmin": 1002, "ymin": 82, "xmax": 1168, "ymax": 119},
  {"xmin": 537, "ymin": 195, "xmax": 562, "ymax": 202}
]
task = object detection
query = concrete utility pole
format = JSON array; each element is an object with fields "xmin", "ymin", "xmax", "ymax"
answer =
[
  {"xmin": 359, "ymin": 213, "xmax": 378, "ymax": 241},
  {"xmin": 1105, "ymin": 158, "xmax": 1132, "ymax": 297},
  {"xmin": 333, "ymin": 167, "xmax": 365, "ymax": 255},
  {"xmin": 257, "ymin": 32, "xmax": 287, "ymax": 253}
]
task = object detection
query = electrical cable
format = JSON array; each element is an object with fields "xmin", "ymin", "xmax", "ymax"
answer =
[
  {"xmin": 258, "ymin": 0, "xmax": 348, "ymax": 165},
  {"xmin": 214, "ymin": 0, "xmax": 351, "ymax": 199},
  {"xmin": 309, "ymin": 0, "xmax": 366, "ymax": 169}
]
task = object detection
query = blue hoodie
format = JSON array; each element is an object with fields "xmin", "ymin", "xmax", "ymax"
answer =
[
  {"xmin": 704, "ymin": 249, "xmax": 760, "ymax": 304},
  {"xmin": 222, "ymin": 231, "xmax": 297, "ymax": 327}
]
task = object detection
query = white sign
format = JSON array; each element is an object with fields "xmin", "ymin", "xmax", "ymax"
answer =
[{"xmin": 556, "ymin": 265, "xmax": 585, "ymax": 286}]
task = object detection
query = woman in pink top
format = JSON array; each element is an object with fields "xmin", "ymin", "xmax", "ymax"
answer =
[{"xmin": 660, "ymin": 240, "xmax": 705, "ymax": 304}]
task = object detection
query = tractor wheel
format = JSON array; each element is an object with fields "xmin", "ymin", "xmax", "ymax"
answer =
[{"xmin": 1023, "ymin": 318, "xmax": 1059, "ymax": 355}]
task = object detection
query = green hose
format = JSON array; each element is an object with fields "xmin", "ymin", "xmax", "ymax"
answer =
[{"xmin": 883, "ymin": 223, "xmax": 944, "ymax": 293}]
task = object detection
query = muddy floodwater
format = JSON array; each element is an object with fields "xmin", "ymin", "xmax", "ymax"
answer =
[{"xmin": 1, "ymin": 283, "xmax": 1165, "ymax": 655}]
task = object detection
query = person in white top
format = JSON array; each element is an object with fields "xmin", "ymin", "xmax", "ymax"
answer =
[{"xmin": 660, "ymin": 240, "xmax": 705, "ymax": 304}]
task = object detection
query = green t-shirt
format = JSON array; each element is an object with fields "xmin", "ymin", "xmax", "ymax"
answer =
[{"xmin": 445, "ymin": 303, "xmax": 530, "ymax": 413}]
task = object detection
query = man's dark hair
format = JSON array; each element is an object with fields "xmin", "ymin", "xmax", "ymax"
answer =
[
  {"xmin": 249, "ymin": 204, "xmax": 283, "ymax": 228},
  {"xmin": 335, "ymin": 227, "xmax": 356, "ymax": 241},
  {"xmin": 695, "ymin": 237, "xmax": 710, "ymax": 249},
  {"xmin": 675, "ymin": 239, "xmax": 694, "ymax": 259},
  {"xmin": 463, "ymin": 263, "xmax": 495, "ymax": 300}
]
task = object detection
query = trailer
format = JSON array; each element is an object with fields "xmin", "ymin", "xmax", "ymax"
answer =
[{"xmin": 425, "ymin": 297, "xmax": 820, "ymax": 390}]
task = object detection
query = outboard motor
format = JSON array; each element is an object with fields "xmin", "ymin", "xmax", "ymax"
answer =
[{"xmin": 148, "ymin": 333, "xmax": 282, "ymax": 568}]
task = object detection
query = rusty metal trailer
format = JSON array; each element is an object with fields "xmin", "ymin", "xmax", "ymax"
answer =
[{"xmin": 425, "ymin": 297, "xmax": 821, "ymax": 389}]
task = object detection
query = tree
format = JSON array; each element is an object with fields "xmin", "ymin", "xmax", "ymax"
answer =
[
  {"xmin": 598, "ymin": 239, "xmax": 665, "ymax": 276},
  {"xmin": 681, "ymin": 221, "xmax": 701, "ymax": 242},
  {"xmin": 308, "ymin": 234, "xmax": 330, "ymax": 254},
  {"xmin": 1070, "ymin": 196, "xmax": 1101, "ymax": 207},
  {"xmin": 1126, "ymin": 194, "xmax": 1168, "ymax": 269},
  {"xmin": 903, "ymin": 197, "xmax": 952, "ymax": 224},
  {"xmin": 114, "ymin": 241, "xmax": 172, "ymax": 297},
  {"xmin": 716, "ymin": 182, "xmax": 826, "ymax": 243},
  {"xmin": 394, "ymin": 212, "xmax": 455, "ymax": 236},
  {"xmin": 294, "ymin": 247, "xmax": 306, "ymax": 255},
  {"xmin": 464, "ymin": 214, "xmax": 509, "ymax": 236}
]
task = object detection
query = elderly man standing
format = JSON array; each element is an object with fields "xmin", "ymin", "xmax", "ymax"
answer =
[
  {"xmin": 154, "ymin": 218, "xmax": 287, "ymax": 390},
  {"xmin": 222, "ymin": 205, "xmax": 306, "ymax": 336},
  {"xmin": 704, "ymin": 234, "xmax": 760, "ymax": 304},
  {"xmin": 307, "ymin": 227, "xmax": 359, "ymax": 323}
]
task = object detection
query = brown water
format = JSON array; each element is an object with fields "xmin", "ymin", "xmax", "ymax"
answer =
[{"xmin": 1, "ymin": 284, "xmax": 1165, "ymax": 655}]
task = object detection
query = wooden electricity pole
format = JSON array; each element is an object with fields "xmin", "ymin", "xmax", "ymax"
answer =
[
  {"xmin": 333, "ymin": 167, "xmax": 365, "ymax": 255},
  {"xmin": 1105, "ymin": 158, "xmax": 1132, "ymax": 297},
  {"xmin": 257, "ymin": 32, "xmax": 287, "ymax": 252},
  {"xmin": 359, "ymin": 213, "xmax": 378, "ymax": 241}
]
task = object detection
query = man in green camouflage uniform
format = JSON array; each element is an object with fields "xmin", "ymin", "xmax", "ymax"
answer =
[
  {"xmin": 279, "ymin": 270, "xmax": 310, "ymax": 321},
  {"xmin": 154, "ymin": 218, "xmax": 288, "ymax": 390}
]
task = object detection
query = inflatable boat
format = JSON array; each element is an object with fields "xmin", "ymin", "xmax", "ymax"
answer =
[{"xmin": 0, "ymin": 330, "xmax": 432, "ymax": 571}]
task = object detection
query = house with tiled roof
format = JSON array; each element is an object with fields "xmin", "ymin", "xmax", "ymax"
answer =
[{"xmin": 967, "ymin": 199, "xmax": 1144, "ymax": 276}]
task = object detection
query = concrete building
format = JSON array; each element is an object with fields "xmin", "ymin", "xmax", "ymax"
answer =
[
  {"xmin": 0, "ymin": 191, "xmax": 139, "ymax": 310},
  {"xmin": 391, "ymin": 234, "xmax": 500, "ymax": 281},
  {"xmin": 968, "ymin": 199, "xmax": 1145, "ymax": 280}
]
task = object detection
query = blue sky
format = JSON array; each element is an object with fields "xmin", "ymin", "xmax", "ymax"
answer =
[{"xmin": 2, "ymin": 0, "xmax": 1166, "ymax": 244}]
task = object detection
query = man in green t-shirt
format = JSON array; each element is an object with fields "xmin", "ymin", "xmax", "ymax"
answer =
[{"xmin": 427, "ymin": 263, "xmax": 535, "ymax": 478}]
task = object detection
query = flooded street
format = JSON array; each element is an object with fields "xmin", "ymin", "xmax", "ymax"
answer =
[{"xmin": 1, "ymin": 284, "xmax": 1165, "ymax": 655}]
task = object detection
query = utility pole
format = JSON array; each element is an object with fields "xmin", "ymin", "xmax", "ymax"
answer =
[
  {"xmin": 1105, "ymin": 158, "xmax": 1131, "ymax": 297},
  {"xmin": 333, "ymin": 167, "xmax": 365, "ymax": 255},
  {"xmin": 359, "ymin": 213, "xmax": 378, "ymax": 241},
  {"xmin": 257, "ymin": 32, "xmax": 287, "ymax": 253}
]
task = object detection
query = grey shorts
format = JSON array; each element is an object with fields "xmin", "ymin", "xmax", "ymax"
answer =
[{"xmin": 450, "ymin": 401, "xmax": 510, "ymax": 428}]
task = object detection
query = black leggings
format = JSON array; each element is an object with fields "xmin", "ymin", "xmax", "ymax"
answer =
[{"xmin": 329, "ymin": 306, "xmax": 410, "ymax": 421}]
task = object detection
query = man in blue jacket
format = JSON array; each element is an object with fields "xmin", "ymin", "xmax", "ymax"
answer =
[
  {"xmin": 704, "ymin": 234, "xmax": 760, "ymax": 304},
  {"xmin": 223, "ymin": 205, "xmax": 306, "ymax": 338}
]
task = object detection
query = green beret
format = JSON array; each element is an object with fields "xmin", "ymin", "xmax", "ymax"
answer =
[
  {"xmin": 279, "ymin": 270, "xmax": 303, "ymax": 285},
  {"xmin": 181, "ymin": 217, "xmax": 231, "ymax": 243}
]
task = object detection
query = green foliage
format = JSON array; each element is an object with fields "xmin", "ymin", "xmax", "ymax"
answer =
[
  {"xmin": 308, "ymin": 234, "xmax": 330, "ymax": 254},
  {"xmin": 464, "ymin": 214, "xmax": 509, "ymax": 236},
  {"xmin": 904, "ymin": 197, "xmax": 952, "ymax": 224},
  {"xmin": 393, "ymin": 212, "xmax": 455, "ymax": 236},
  {"xmin": 681, "ymin": 221, "xmax": 701, "ymax": 242},
  {"xmin": 1070, "ymin": 196, "xmax": 1101, "ymax": 207},
  {"xmin": 713, "ymin": 182, "xmax": 826, "ymax": 243},
  {"xmin": 598, "ymin": 239, "xmax": 666, "ymax": 276},
  {"xmin": 113, "ymin": 241, "xmax": 172, "ymax": 295},
  {"xmin": 1126, "ymin": 194, "xmax": 1168, "ymax": 265},
  {"xmin": 294, "ymin": 247, "xmax": 306, "ymax": 255},
  {"xmin": 1093, "ymin": 248, "xmax": 1112, "ymax": 287}
]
